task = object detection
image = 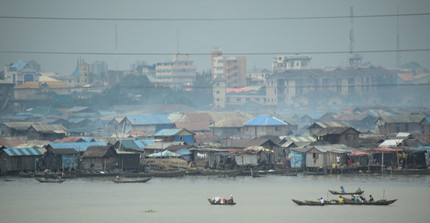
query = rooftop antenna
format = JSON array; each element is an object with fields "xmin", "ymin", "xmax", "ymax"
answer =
[
  {"xmin": 348, "ymin": 6, "xmax": 361, "ymax": 67},
  {"xmin": 396, "ymin": 5, "xmax": 401, "ymax": 69},
  {"xmin": 349, "ymin": 6, "xmax": 354, "ymax": 56}
]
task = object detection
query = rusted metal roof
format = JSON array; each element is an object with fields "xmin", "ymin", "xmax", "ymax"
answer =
[{"xmin": 82, "ymin": 146, "xmax": 112, "ymax": 158}]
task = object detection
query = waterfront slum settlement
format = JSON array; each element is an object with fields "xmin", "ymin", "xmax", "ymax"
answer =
[{"xmin": 1, "ymin": 111, "xmax": 430, "ymax": 177}]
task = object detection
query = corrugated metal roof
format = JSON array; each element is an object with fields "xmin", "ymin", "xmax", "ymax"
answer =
[
  {"xmin": 211, "ymin": 116, "xmax": 250, "ymax": 128},
  {"xmin": 379, "ymin": 115, "xmax": 425, "ymax": 123},
  {"xmin": 312, "ymin": 121, "xmax": 348, "ymax": 129},
  {"xmin": 154, "ymin": 128, "xmax": 194, "ymax": 136},
  {"xmin": 3, "ymin": 147, "xmax": 43, "ymax": 156},
  {"xmin": 126, "ymin": 115, "xmax": 172, "ymax": 125},
  {"xmin": 317, "ymin": 127, "xmax": 358, "ymax": 136},
  {"xmin": 2, "ymin": 122, "xmax": 36, "ymax": 130},
  {"xmin": 49, "ymin": 142, "xmax": 107, "ymax": 152},
  {"xmin": 243, "ymin": 115, "xmax": 287, "ymax": 126},
  {"xmin": 31, "ymin": 124, "xmax": 67, "ymax": 133},
  {"xmin": 154, "ymin": 128, "xmax": 182, "ymax": 136},
  {"xmin": 145, "ymin": 142, "xmax": 183, "ymax": 150},
  {"xmin": 284, "ymin": 136, "xmax": 316, "ymax": 143},
  {"xmin": 120, "ymin": 140, "xmax": 146, "ymax": 150}
]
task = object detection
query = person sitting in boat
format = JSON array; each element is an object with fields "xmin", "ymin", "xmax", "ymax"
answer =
[
  {"xmin": 355, "ymin": 187, "xmax": 362, "ymax": 193},
  {"xmin": 319, "ymin": 197, "xmax": 324, "ymax": 204},
  {"xmin": 354, "ymin": 195, "xmax": 360, "ymax": 203},
  {"xmin": 338, "ymin": 196, "xmax": 344, "ymax": 204},
  {"xmin": 115, "ymin": 176, "xmax": 120, "ymax": 180},
  {"xmin": 227, "ymin": 195, "xmax": 234, "ymax": 204},
  {"xmin": 369, "ymin": 195, "xmax": 374, "ymax": 202},
  {"xmin": 340, "ymin": 186, "xmax": 345, "ymax": 193},
  {"xmin": 360, "ymin": 196, "xmax": 366, "ymax": 202}
]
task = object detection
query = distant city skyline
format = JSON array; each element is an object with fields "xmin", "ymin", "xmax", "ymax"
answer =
[{"xmin": 1, "ymin": 0, "xmax": 429, "ymax": 75}]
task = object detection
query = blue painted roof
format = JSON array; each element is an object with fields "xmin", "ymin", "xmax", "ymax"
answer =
[
  {"xmin": 49, "ymin": 142, "xmax": 107, "ymax": 152},
  {"xmin": 243, "ymin": 115, "xmax": 288, "ymax": 126},
  {"xmin": 425, "ymin": 117, "xmax": 430, "ymax": 123},
  {"xmin": 3, "ymin": 148, "xmax": 42, "ymax": 156},
  {"xmin": 126, "ymin": 115, "xmax": 172, "ymax": 125},
  {"xmin": 120, "ymin": 140, "xmax": 156, "ymax": 150},
  {"xmin": 70, "ymin": 60, "xmax": 80, "ymax": 77},
  {"xmin": 176, "ymin": 148, "xmax": 192, "ymax": 155},
  {"xmin": 154, "ymin": 128, "xmax": 182, "ymax": 136},
  {"xmin": 10, "ymin": 60, "xmax": 29, "ymax": 71},
  {"xmin": 83, "ymin": 137, "xmax": 94, "ymax": 142}
]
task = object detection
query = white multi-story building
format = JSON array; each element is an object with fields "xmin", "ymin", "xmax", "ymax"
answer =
[
  {"xmin": 272, "ymin": 55, "xmax": 311, "ymax": 73},
  {"xmin": 155, "ymin": 54, "xmax": 196, "ymax": 88}
]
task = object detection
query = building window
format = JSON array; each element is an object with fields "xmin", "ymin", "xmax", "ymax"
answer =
[{"xmin": 313, "ymin": 153, "xmax": 319, "ymax": 159}]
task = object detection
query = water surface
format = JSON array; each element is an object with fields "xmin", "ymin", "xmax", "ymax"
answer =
[{"xmin": 1, "ymin": 174, "xmax": 429, "ymax": 223}]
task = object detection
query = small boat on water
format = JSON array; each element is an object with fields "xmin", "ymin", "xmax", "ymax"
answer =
[
  {"xmin": 338, "ymin": 199, "xmax": 397, "ymax": 206},
  {"xmin": 292, "ymin": 199, "xmax": 325, "ymax": 206},
  {"xmin": 329, "ymin": 190, "xmax": 364, "ymax": 195},
  {"xmin": 208, "ymin": 197, "xmax": 236, "ymax": 205},
  {"xmin": 293, "ymin": 199, "xmax": 397, "ymax": 206},
  {"xmin": 36, "ymin": 177, "xmax": 65, "ymax": 183},
  {"xmin": 112, "ymin": 177, "xmax": 152, "ymax": 183},
  {"xmin": 198, "ymin": 169, "xmax": 240, "ymax": 177}
]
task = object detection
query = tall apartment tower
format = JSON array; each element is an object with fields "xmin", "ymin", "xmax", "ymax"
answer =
[
  {"xmin": 211, "ymin": 47, "xmax": 222, "ymax": 78},
  {"xmin": 155, "ymin": 54, "xmax": 196, "ymax": 87},
  {"xmin": 210, "ymin": 47, "xmax": 246, "ymax": 88}
]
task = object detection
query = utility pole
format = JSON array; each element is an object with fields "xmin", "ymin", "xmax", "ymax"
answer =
[{"xmin": 396, "ymin": 5, "xmax": 401, "ymax": 69}]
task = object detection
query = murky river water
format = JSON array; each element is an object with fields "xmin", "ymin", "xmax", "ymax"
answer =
[{"xmin": 1, "ymin": 174, "xmax": 429, "ymax": 223}]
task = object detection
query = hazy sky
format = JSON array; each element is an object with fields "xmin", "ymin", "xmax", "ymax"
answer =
[{"xmin": 0, "ymin": 0, "xmax": 429, "ymax": 75}]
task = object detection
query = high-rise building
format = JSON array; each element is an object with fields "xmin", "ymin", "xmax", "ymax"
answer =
[
  {"xmin": 90, "ymin": 61, "xmax": 108, "ymax": 75},
  {"xmin": 210, "ymin": 48, "xmax": 246, "ymax": 88},
  {"xmin": 155, "ymin": 54, "xmax": 197, "ymax": 88}
]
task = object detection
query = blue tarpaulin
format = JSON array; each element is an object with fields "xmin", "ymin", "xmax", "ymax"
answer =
[{"xmin": 147, "ymin": 150, "xmax": 181, "ymax": 158}]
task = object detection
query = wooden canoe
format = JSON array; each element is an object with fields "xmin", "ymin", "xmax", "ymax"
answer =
[
  {"xmin": 112, "ymin": 177, "xmax": 152, "ymax": 183},
  {"xmin": 292, "ymin": 199, "xmax": 325, "ymax": 206},
  {"xmin": 293, "ymin": 199, "xmax": 397, "ymax": 206},
  {"xmin": 329, "ymin": 190, "xmax": 364, "ymax": 195},
  {"xmin": 198, "ymin": 169, "xmax": 240, "ymax": 177},
  {"xmin": 340, "ymin": 199, "xmax": 397, "ymax": 205},
  {"xmin": 36, "ymin": 177, "xmax": 65, "ymax": 183}
]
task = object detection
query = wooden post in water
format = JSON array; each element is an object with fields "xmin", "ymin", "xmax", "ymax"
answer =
[{"xmin": 381, "ymin": 151, "xmax": 384, "ymax": 174}]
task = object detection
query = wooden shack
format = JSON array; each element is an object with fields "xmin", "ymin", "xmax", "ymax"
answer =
[
  {"xmin": 81, "ymin": 146, "xmax": 117, "ymax": 171},
  {"xmin": 45, "ymin": 142, "xmax": 107, "ymax": 171},
  {"xmin": 27, "ymin": 124, "xmax": 67, "ymax": 141},
  {"xmin": 0, "ymin": 147, "xmax": 45, "ymax": 174}
]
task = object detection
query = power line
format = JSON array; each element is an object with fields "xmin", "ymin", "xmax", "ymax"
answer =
[
  {"xmin": 0, "ymin": 12, "xmax": 429, "ymax": 21},
  {"xmin": 0, "ymin": 49, "xmax": 429, "ymax": 56}
]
